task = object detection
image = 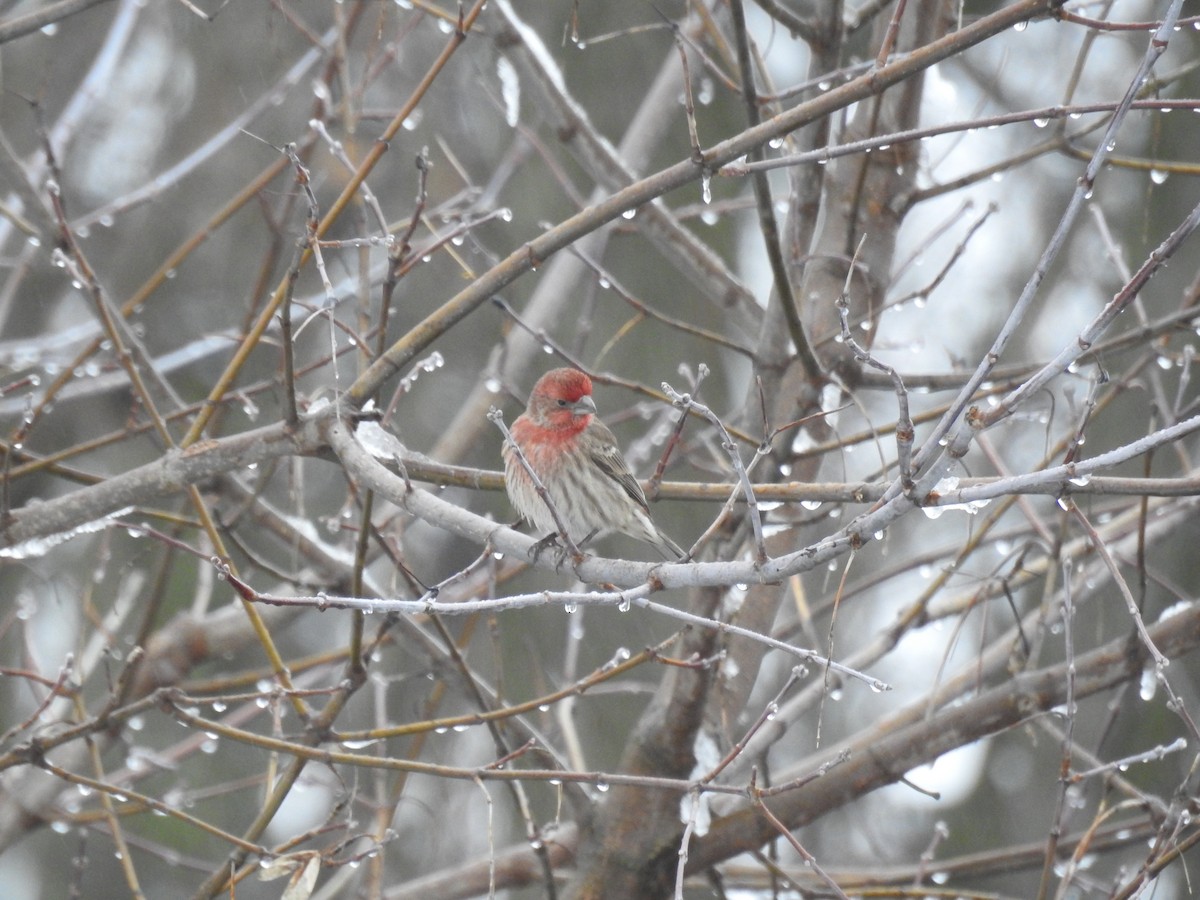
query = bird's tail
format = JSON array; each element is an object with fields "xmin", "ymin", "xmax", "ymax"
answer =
[{"xmin": 653, "ymin": 527, "xmax": 686, "ymax": 560}]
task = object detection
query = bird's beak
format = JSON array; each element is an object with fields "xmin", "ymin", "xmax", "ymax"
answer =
[{"xmin": 572, "ymin": 395, "xmax": 597, "ymax": 416}]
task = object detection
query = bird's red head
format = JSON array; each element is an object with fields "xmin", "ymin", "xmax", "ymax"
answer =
[
  {"xmin": 527, "ymin": 368, "xmax": 596, "ymax": 430},
  {"xmin": 536, "ymin": 368, "xmax": 592, "ymax": 402}
]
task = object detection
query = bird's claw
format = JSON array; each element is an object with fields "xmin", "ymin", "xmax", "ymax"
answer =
[
  {"xmin": 528, "ymin": 533, "xmax": 587, "ymax": 571},
  {"xmin": 528, "ymin": 532, "xmax": 563, "ymax": 565}
]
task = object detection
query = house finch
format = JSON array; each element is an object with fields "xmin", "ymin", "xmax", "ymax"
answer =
[{"xmin": 503, "ymin": 368, "xmax": 685, "ymax": 560}]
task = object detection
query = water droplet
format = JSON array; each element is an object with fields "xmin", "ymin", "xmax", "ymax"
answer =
[{"xmin": 1139, "ymin": 664, "xmax": 1158, "ymax": 701}]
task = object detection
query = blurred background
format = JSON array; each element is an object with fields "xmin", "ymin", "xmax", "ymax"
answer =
[{"xmin": 0, "ymin": 0, "xmax": 1199, "ymax": 897}]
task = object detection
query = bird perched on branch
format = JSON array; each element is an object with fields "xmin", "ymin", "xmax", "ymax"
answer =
[{"xmin": 503, "ymin": 367, "xmax": 685, "ymax": 560}]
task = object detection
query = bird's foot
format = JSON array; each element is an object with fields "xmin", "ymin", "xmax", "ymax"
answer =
[
  {"xmin": 528, "ymin": 532, "xmax": 564, "ymax": 566},
  {"xmin": 528, "ymin": 533, "xmax": 588, "ymax": 571}
]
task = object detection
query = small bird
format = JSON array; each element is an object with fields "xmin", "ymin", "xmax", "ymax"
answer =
[{"xmin": 503, "ymin": 368, "xmax": 685, "ymax": 560}]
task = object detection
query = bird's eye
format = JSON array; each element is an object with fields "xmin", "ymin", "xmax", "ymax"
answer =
[{"xmin": 556, "ymin": 399, "xmax": 568, "ymax": 407}]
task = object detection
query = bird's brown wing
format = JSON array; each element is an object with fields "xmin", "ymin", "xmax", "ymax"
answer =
[{"xmin": 586, "ymin": 422, "xmax": 651, "ymax": 513}]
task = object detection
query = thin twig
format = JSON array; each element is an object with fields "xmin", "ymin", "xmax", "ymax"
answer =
[
  {"xmin": 749, "ymin": 771, "xmax": 850, "ymax": 900},
  {"xmin": 663, "ymin": 375, "xmax": 768, "ymax": 562},
  {"xmin": 1036, "ymin": 556, "xmax": 1076, "ymax": 900},
  {"xmin": 727, "ymin": 0, "xmax": 821, "ymax": 381},
  {"xmin": 835, "ymin": 237, "xmax": 914, "ymax": 490}
]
